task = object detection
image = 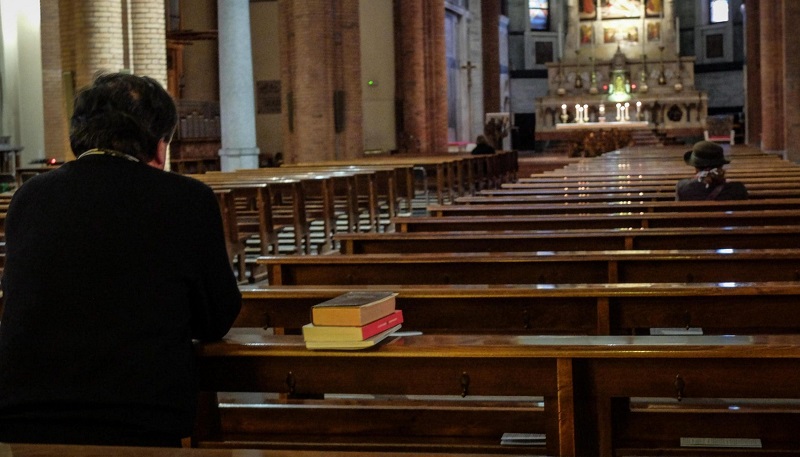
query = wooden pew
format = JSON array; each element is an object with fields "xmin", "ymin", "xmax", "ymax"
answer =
[
  {"xmin": 393, "ymin": 210, "xmax": 800, "ymax": 232},
  {"xmin": 5, "ymin": 443, "xmax": 532, "ymax": 457},
  {"xmin": 194, "ymin": 330, "xmax": 800, "ymax": 456},
  {"xmin": 430, "ymin": 198, "xmax": 800, "ymax": 216},
  {"xmin": 335, "ymin": 225, "xmax": 800, "ymax": 254},
  {"xmin": 457, "ymin": 189, "xmax": 800, "ymax": 204},
  {"xmin": 237, "ymin": 282, "xmax": 800, "ymax": 336},
  {"xmin": 257, "ymin": 249, "xmax": 800, "ymax": 286}
]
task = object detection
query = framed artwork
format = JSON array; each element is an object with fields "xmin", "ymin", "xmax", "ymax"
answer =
[
  {"xmin": 645, "ymin": 0, "xmax": 663, "ymax": 18},
  {"xmin": 534, "ymin": 41, "xmax": 554, "ymax": 65},
  {"xmin": 603, "ymin": 27, "xmax": 618, "ymax": 44},
  {"xmin": 623, "ymin": 26, "xmax": 640, "ymax": 43},
  {"xmin": 256, "ymin": 80, "xmax": 281, "ymax": 114},
  {"xmin": 646, "ymin": 21, "xmax": 661, "ymax": 42},
  {"xmin": 579, "ymin": 0, "xmax": 597, "ymax": 20},
  {"xmin": 580, "ymin": 24, "xmax": 594, "ymax": 45},
  {"xmin": 600, "ymin": 0, "xmax": 643, "ymax": 19}
]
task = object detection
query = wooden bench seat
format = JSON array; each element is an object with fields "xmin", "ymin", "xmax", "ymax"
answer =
[
  {"xmin": 458, "ymin": 189, "xmax": 800, "ymax": 203},
  {"xmin": 257, "ymin": 249, "xmax": 800, "ymax": 286},
  {"xmin": 237, "ymin": 281, "xmax": 800, "ymax": 335},
  {"xmin": 393, "ymin": 210, "xmax": 800, "ymax": 232},
  {"xmin": 194, "ymin": 330, "xmax": 800, "ymax": 456},
  {"xmin": 335, "ymin": 225, "xmax": 800, "ymax": 254}
]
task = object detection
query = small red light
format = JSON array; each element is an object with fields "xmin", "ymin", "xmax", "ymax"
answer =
[{"xmin": 49, "ymin": 158, "xmax": 57, "ymax": 165}]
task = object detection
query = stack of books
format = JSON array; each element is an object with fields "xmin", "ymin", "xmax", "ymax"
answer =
[{"xmin": 303, "ymin": 291, "xmax": 402, "ymax": 350}]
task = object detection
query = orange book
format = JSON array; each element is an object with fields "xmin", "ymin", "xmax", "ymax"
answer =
[{"xmin": 311, "ymin": 291, "xmax": 397, "ymax": 326}]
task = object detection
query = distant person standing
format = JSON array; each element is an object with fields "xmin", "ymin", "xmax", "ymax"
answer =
[
  {"xmin": 676, "ymin": 140, "xmax": 748, "ymax": 201},
  {"xmin": 470, "ymin": 135, "xmax": 496, "ymax": 155}
]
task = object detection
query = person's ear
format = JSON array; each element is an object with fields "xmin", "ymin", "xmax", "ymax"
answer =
[{"xmin": 147, "ymin": 140, "xmax": 168, "ymax": 170}]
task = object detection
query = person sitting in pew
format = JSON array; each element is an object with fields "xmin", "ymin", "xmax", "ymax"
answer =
[
  {"xmin": 676, "ymin": 140, "xmax": 748, "ymax": 201},
  {"xmin": 470, "ymin": 135, "xmax": 496, "ymax": 155},
  {"xmin": 0, "ymin": 73, "xmax": 242, "ymax": 447}
]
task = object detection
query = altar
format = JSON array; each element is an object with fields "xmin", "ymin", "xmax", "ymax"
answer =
[{"xmin": 535, "ymin": 0, "xmax": 707, "ymax": 144}]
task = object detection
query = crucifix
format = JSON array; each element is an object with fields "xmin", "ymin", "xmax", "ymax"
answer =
[{"xmin": 461, "ymin": 60, "xmax": 477, "ymax": 141}]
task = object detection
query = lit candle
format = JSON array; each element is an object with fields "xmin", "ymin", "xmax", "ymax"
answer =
[
  {"xmin": 583, "ymin": 104, "xmax": 589, "ymax": 122},
  {"xmin": 624, "ymin": 102, "xmax": 630, "ymax": 121},
  {"xmin": 562, "ymin": 104, "xmax": 567, "ymax": 116},
  {"xmin": 599, "ymin": 103, "xmax": 605, "ymax": 116},
  {"xmin": 636, "ymin": 101, "xmax": 642, "ymax": 119},
  {"xmin": 616, "ymin": 103, "xmax": 622, "ymax": 121}
]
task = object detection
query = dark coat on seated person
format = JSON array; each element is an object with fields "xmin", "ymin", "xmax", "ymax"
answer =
[
  {"xmin": 0, "ymin": 73, "xmax": 242, "ymax": 447},
  {"xmin": 470, "ymin": 135, "xmax": 496, "ymax": 155},
  {"xmin": 676, "ymin": 141, "xmax": 749, "ymax": 201}
]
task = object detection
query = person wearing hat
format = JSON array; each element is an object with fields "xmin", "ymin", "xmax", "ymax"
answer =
[{"xmin": 676, "ymin": 140, "xmax": 748, "ymax": 201}]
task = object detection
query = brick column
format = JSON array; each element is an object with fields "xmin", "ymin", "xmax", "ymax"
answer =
[
  {"xmin": 759, "ymin": 0, "xmax": 784, "ymax": 153},
  {"xmin": 74, "ymin": 0, "xmax": 125, "ymax": 88},
  {"xmin": 782, "ymin": 0, "xmax": 800, "ymax": 162},
  {"xmin": 279, "ymin": 0, "xmax": 363, "ymax": 163},
  {"xmin": 425, "ymin": 0, "xmax": 448, "ymax": 155},
  {"xmin": 338, "ymin": 0, "xmax": 364, "ymax": 161},
  {"xmin": 482, "ymin": 0, "xmax": 501, "ymax": 114},
  {"xmin": 744, "ymin": 0, "xmax": 761, "ymax": 147},
  {"xmin": 395, "ymin": 0, "xmax": 447, "ymax": 155},
  {"xmin": 41, "ymin": 0, "xmax": 70, "ymax": 160},
  {"xmin": 130, "ymin": 0, "xmax": 168, "ymax": 87},
  {"xmin": 395, "ymin": 0, "xmax": 428, "ymax": 153},
  {"xmin": 218, "ymin": 0, "xmax": 260, "ymax": 170}
]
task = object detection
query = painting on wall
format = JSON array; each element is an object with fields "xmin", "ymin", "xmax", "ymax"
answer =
[
  {"xmin": 580, "ymin": 24, "xmax": 594, "ymax": 45},
  {"xmin": 603, "ymin": 26, "xmax": 639, "ymax": 44},
  {"xmin": 600, "ymin": 0, "xmax": 643, "ymax": 19},
  {"xmin": 579, "ymin": 0, "xmax": 597, "ymax": 20},
  {"xmin": 647, "ymin": 21, "xmax": 661, "ymax": 42},
  {"xmin": 645, "ymin": 0, "xmax": 664, "ymax": 18}
]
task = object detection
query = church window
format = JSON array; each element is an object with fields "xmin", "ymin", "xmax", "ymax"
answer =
[
  {"xmin": 709, "ymin": 0, "xmax": 729, "ymax": 23},
  {"xmin": 529, "ymin": 0, "xmax": 550, "ymax": 31}
]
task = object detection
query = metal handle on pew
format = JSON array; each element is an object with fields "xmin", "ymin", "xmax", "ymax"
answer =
[
  {"xmin": 674, "ymin": 375, "xmax": 685, "ymax": 401},
  {"xmin": 286, "ymin": 371, "xmax": 296, "ymax": 395},
  {"xmin": 683, "ymin": 310, "xmax": 691, "ymax": 330},
  {"xmin": 460, "ymin": 372, "xmax": 470, "ymax": 398}
]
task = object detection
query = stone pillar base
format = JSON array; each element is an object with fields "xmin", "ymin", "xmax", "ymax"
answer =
[{"xmin": 219, "ymin": 147, "xmax": 260, "ymax": 171}]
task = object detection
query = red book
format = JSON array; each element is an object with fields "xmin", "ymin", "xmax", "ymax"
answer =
[{"xmin": 302, "ymin": 310, "xmax": 403, "ymax": 342}]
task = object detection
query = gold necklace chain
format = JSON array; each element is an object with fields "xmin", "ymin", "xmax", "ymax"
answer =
[{"xmin": 77, "ymin": 148, "xmax": 139, "ymax": 162}]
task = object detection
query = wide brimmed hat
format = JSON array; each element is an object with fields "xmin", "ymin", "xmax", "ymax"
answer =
[{"xmin": 684, "ymin": 141, "xmax": 729, "ymax": 168}]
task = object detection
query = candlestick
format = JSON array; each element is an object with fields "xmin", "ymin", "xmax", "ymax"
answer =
[
  {"xmin": 624, "ymin": 102, "xmax": 630, "ymax": 121},
  {"xmin": 616, "ymin": 103, "xmax": 622, "ymax": 121},
  {"xmin": 562, "ymin": 104, "xmax": 567, "ymax": 116},
  {"xmin": 583, "ymin": 104, "xmax": 589, "ymax": 122},
  {"xmin": 636, "ymin": 101, "xmax": 642, "ymax": 120}
]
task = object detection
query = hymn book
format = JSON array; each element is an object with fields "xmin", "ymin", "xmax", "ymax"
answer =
[
  {"xmin": 311, "ymin": 291, "xmax": 398, "ymax": 326},
  {"xmin": 304, "ymin": 325, "xmax": 402, "ymax": 350}
]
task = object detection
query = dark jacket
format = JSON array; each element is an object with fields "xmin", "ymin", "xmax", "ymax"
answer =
[
  {"xmin": 0, "ymin": 154, "xmax": 241, "ymax": 445},
  {"xmin": 675, "ymin": 179, "xmax": 749, "ymax": 201}
]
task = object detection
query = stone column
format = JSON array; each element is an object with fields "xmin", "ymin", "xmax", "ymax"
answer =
[
  {"xmin": 130, "ymin": 0, "xmax": 168, "ymax": 87},
  {"xmin": 759, "ymin": 0, "xmax": 784, "ymax": 153},
  {"xmin": 782, "ymin": 0, "xmax": 800, "ymax": 162},
  {"xmin": 744, "ymin": 0, "xmax": 761, "ymax": 147},
  {"xmin": 217, "ymin": 0, "xmax": 260, "ymax": 170}
]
